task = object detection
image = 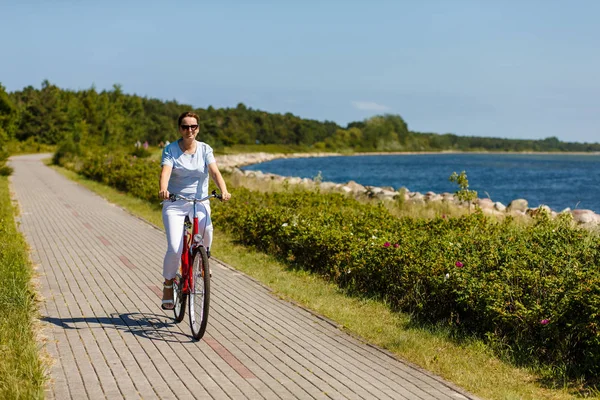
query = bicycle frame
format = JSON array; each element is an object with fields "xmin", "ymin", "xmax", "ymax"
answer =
[
  {"xmin": 172, "ymin": 192, "xmax": 218, "ymax": 295},
  {"xmin": 169, "ymin": 190, "xmax": 221, "ymax": 339}
]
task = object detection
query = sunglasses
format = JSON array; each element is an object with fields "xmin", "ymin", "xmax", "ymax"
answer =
[{"xmin": 180, "ymin": 124, "xmax": 199, "ymax": 130}]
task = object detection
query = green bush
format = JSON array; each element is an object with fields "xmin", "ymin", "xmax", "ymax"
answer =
[
  {"xmin": 212, "ymin": 187, "xmax": 600, "ymax": 381},
  {"xmin": 0, "ymin": 146, "xmax": 12, "ymax": 176},
  {"xmin": 130, "ymin": 146, "xmax": 152, "ymax": 158}
]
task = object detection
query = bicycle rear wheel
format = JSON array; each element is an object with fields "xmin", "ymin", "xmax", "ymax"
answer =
[
  {"xmin": 189, "ymin": 246, "xmax": 210, "ymax": 340},
  {"xmin": 173, "ymin": 273, "xmax": 186, "ymax": 322}
]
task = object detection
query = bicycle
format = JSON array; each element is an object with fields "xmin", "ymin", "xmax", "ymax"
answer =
[{"xmin": 167, "ymin": 190, "xmax": 222, "ymax": 340}]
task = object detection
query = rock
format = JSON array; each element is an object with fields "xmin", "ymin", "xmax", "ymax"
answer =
[
  {"xmin": 378, "ymin": 189, "xmax": 398, "ymax": 201},
  {"xmin": 476, "ymin": 198, "xmax": 494, "ymax": 210},
  {"xmin": 319, "ymin": 182, "xmax": 337, "ymax": 191},
  {"xmin": 231, "ymin": 168, "xmax": 244, "ymax": 177},
  {"xmin": 407, "ymin": 192, "xmax": 425, "ymax": 204},
  {"xmin": 507, "ymin": 199, "xmax": 528, "ymax": 212},
  {"xmin": 345, "ymin": 180, "xmax": 367, "ymax": 193},
  {"xmin": 482, "ymin": 208, "xmax": 504, "ymax": 216},
  {"xmin": 494, "ymin": 202, "xmax": 506, "ymax": 212},
  {"xmin": 571, "ymin": 209, "xmax": 600, "ymax": 225},
  {"xmin": 424, "ymin": 191, "xmax": 443, "ymax": 202},
  {"xmin": 442, "ymin": 193, "xmax": 455, "ymax": 202}
]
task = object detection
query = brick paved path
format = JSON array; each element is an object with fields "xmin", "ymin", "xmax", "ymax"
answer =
[{"xmin": 10, "ymin": 154, "xmax": 479, "ymax": 400}]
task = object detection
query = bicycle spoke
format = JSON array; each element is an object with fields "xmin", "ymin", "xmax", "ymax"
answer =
[{"xmin": 189, "ymin": 247, "xmax": 210, "ymax": 340}]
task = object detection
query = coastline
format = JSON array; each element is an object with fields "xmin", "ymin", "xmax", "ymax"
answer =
[
  {"xmin": 216, "ymin": 151, "xmax": 600, "ymax": 227},
  {"xmin": 217, "ymin": 150, "xmax": 600, "ymax": 169}
]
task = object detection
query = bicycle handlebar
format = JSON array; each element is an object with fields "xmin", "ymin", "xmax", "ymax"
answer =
[{"xmin": 168, "ymin": 190, "xmax": 223, "ymax": 203}]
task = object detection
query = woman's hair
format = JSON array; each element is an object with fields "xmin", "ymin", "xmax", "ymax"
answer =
[{"xmin": 177, "ymin": 111, "xmax": 199, "ymax": 127}]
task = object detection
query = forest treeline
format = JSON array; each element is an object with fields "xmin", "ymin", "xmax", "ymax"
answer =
[{"xmin": 1, "ymin": 80, "xmax": 599, "ymax": 153}]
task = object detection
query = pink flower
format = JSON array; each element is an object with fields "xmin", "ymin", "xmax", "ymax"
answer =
[
  {"xmin": 455, "ymin": 261, "xmax": 464, "ymax": 268},
  {"xmin": 540, "ymin": 319, "xmax": 550, "ymax": 325},
  {"xmin": 383, "ymin": 242, "xmax": 391, "ymax": 248},
  {"xmin": 394, "ymin": 243, "xmax": 399, "ymax": 248}
]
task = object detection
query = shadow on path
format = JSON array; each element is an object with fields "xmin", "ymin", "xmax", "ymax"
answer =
[{"xmin": 41, "ymin": 312, "xmax": 194, "ymax": 343}]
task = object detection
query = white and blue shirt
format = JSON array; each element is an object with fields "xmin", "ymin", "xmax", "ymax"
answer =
[{"xmin": 161, "ymin": 140, "xmax": 215, "ymax": 199}]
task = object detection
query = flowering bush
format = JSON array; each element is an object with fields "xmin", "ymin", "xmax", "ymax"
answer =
[{"xmin": 214, "ymin": 187, "xmax": 600, "ymax": 381}]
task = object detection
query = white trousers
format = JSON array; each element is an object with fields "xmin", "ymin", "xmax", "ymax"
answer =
[{"xmin": 162, "ymin": 200, "xmax": 213, "ymax": 280}]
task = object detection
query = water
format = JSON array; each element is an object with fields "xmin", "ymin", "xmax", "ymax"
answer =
[{"xmin": 242, "ymin": 153, "xmax": 600, "ymax": 213}]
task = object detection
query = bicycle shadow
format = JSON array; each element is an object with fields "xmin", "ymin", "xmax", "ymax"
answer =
[{"xmin": 40, "ymin": 312, "xmax": 194, "ymax": 343}]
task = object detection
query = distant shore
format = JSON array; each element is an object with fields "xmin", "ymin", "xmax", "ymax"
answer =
[{"xmin": 216, "ymin": 150, "xmax": 600, "ymax": 170}]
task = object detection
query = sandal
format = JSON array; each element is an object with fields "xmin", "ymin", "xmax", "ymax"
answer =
[{"xmin": 161, "ymin": 283, "xmax": 174, "ymax": 310}]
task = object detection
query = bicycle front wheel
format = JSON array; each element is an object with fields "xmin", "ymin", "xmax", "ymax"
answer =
[{"xmin": 189, "ymin": 246, "xmax": 210, "ymax": 340}]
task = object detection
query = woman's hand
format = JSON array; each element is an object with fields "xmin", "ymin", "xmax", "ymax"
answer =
[
  {"xmin": 159, "ymin": 189, "xmax": 170, "ymax": 200},
  {"xmin": 221, "ymin": 191, "xmax": 232, "ymax": 202}
]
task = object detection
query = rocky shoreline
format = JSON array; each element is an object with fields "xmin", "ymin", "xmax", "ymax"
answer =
[{"xmin": 216, "ymin": 152, "xmax": 600, "ymax": 227}]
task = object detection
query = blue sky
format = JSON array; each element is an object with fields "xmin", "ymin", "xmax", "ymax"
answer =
[{"xmin": 1, "ymin": 1, "xmax": 598, "ymax": 143}]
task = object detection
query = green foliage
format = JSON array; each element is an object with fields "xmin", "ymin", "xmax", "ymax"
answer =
[
  {"xmin": 3, "ymin": 81, "xmax": 600, "ymax": 154},
  {"xmin": 213, "ymin": 189, "xmax": 600, "ymax": 383},
  {"xmin": 449, "ymin": 171, "xmax": 478, "ymax": 207},
  {"xmin": 0, "ymin": 152, "xmax": 11, "ymax": 177},
  {"xmin": 0, "ymin": 135, "xmax": 12, "ymax": 177},
  {"xmin": 0, "ymin": 177, "xmax": 46, "ymax": 397},
  {"xmin": 130, "ymin": 146, "xmax": 152, "ymax": 158},
  {"xmin": 57, "ymin": 150, "xmax": 161, "ymax": 205}
]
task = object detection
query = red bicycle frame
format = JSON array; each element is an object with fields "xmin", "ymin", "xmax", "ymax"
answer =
[{"xmin": 180, "ymin": 214, "xmax": 199, "ymax": 294}]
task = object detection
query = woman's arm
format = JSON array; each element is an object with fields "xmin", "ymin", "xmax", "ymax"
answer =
[
  {"xmin": 208, "ymin": 163, "xmax": 231, "ymax": 201},
  {"xmin": 159, "ymin": 165, "xmax": 173, "ymax": 199}
]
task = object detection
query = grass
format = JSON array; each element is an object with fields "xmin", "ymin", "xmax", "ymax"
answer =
[
  {"xmin": 50, "ymin": 164, "xmax": 597, "ymax": 400},
  {"xmin": 0, "ymin": 176, "xmax": 46, "ymax": 399}
]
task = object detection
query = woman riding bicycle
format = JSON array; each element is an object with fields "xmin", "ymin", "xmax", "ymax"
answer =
[{"xmin": 158, "ymin": 111, "xmax": 231, "ymax": 310}]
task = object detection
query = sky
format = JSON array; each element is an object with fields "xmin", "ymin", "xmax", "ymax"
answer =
[{"xmin": 1, "ymin": 1, "xmax": 599, "ymax": 143}]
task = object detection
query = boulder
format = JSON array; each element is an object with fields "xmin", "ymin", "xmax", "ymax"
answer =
[
  {"xmin": 319, "ymin": 182, "xmax": 337, "ymax": 191},
  {"xmin": 231, "ymin": 168, "xmax": 244, "ymax": 177},
  {"xmin": 476, "ymin": 198, "xmax": 494, "ymax": 210},
  {"xmin": 482, "ymin": 208, "xmax": 504, "ymax": 217},
  {"xmin": 345, "ymin": 180, "xmax": 367, "ymax": 193},
  {"xmin": 494, "ymin": 202, "xmax": 506, "ymax": 212},
  {"xmin": 379, "ymin": 189, "xmax": 398, "ymax": 201},
  {"xmin": 427, "ymin": 194, "xmax": 444, "ymax": 202},
  {"xmin": 407, "ymin": 192, "xmax": 425, "ymax": 204},
  {"xmin": 571, "ymin": 209, "xmax": 600, "ymax": 225},
  {"xmin": 442, "ymin": 193, "xmax": 455, "ymax": 202},
  {"xmin": 507, "ymin": 199, "xmax": 528, "ymax": 212}
]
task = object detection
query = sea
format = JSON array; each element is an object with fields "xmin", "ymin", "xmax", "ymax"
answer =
[{"xmin": 241, "ymin": 153, "xmax": 600, "ymax": 214}]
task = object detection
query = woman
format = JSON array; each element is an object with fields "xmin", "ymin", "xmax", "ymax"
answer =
[{"xmin": 158, "ymin": 111, "xmax": 231, "ymax": 310}]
